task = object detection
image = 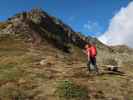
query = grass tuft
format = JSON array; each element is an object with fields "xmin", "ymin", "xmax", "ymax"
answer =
[{"xmin": 56, "ymin": 80, "xmax": 89, "ymax": 100}]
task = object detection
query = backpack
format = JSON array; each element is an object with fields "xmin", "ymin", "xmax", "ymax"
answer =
[{"xmin": 90, "ymin": 46, "xmax": 97, "ymax": 57}]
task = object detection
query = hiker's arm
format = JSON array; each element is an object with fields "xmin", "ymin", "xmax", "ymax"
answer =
[{"xmin": 82, "ymin": 49, "xmax": 86, "ymax": 54}]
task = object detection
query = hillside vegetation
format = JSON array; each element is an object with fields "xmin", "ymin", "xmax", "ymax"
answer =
[{"xmin": 0, "ymin": 9, "xmax": 133, "ymax": 100}]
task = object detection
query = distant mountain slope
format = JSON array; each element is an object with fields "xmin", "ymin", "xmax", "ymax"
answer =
[
  {"xmin": 0, "ymin": 8, "xmax": 133, "ymax": 64},
  {"xmin": 0, "ymin": 8, "xmax": 112, "ymax": 52}
]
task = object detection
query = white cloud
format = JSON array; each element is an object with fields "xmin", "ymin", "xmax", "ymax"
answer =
[
  {"xmin": 98, "ymin": 1, "xmax": 133, "ymax": 48},
  {"xmin": 84, "ymin": 21, "xmax": 101, "ymax": 36}
]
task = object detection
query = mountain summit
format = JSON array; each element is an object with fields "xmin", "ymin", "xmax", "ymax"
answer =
[{"xmin": 0, "ymin": 8, "xmax": 108, "ymax": 52}]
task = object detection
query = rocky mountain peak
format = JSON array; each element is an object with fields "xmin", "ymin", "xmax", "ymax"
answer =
[{"xmin": 0, "ymin": 8, "xmax": 111, "ymax": 52}]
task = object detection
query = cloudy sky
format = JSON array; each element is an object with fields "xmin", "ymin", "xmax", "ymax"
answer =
[
  {"xmin": 0, "ymin": 0, "xmax": 132, "ymax": 47},
  {"xmin": 98, "ymin": 1, "xmax": 133, "ymax": 48}
]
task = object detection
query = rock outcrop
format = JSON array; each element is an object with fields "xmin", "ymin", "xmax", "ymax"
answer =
[{"xmin": 0, "ymin": 8, "xmax": 108, "ymax": 51}]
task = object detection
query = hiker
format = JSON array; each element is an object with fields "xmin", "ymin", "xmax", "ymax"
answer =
[{"xmin": 84, "ymin": 42, "xmax": 99, "ymax": 74}]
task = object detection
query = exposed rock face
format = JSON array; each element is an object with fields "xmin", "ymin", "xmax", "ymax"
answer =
[{"xmin": 1, "ymin": 8, "xmax": 110, "ymax": 51}]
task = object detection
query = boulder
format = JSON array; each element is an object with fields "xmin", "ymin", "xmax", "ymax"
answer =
[{"xmin": 107, "ymin": 65, "xmax": 119, "ymax": 72}]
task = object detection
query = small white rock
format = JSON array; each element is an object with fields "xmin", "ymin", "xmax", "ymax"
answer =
[{"xmin": 40, "ymin": 59, "xmax": 47, "ymax": 65}]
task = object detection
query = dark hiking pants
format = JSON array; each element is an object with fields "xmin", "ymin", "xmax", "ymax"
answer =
[{"xmin": 87, "ymin": 57, "xmax": 98, "ymax": 73}]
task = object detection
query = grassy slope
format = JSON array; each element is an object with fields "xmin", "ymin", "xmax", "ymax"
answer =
[{"xmin": 0, "ymin": 35, "xmax": 133, "ymax": 100}]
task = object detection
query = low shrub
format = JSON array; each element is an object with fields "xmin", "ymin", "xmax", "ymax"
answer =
[{"xmin": 56, "ymin": 80, "xmax": 89, "ymax": 100}]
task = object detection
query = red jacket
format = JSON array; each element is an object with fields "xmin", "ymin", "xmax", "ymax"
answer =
[{"xmin": 86, "ymin": 45, "xmax": 97, "ymax": 58}]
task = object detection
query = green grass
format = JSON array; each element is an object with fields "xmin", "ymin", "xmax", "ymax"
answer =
[
  {"xmin": 0, "ymin": 79, "xmax": 38, "ymax": 100},
  {"xmin": 56, "ymin": 80, "xmax": 89, "ymax": 100},
  {"xmin": 0, "ymin": 33, "xmax": 133, "ymax": 100},
  {"xmin": 0, "ymin": 34, "xmax": 28, "ymax": 57},
  {"xmin": 0, "ymin": 64, "xmax": 25, "ymax": 82},
  {"xmin": 0, "ymin": 48, "xmax": 27, "ymax": 57}
]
